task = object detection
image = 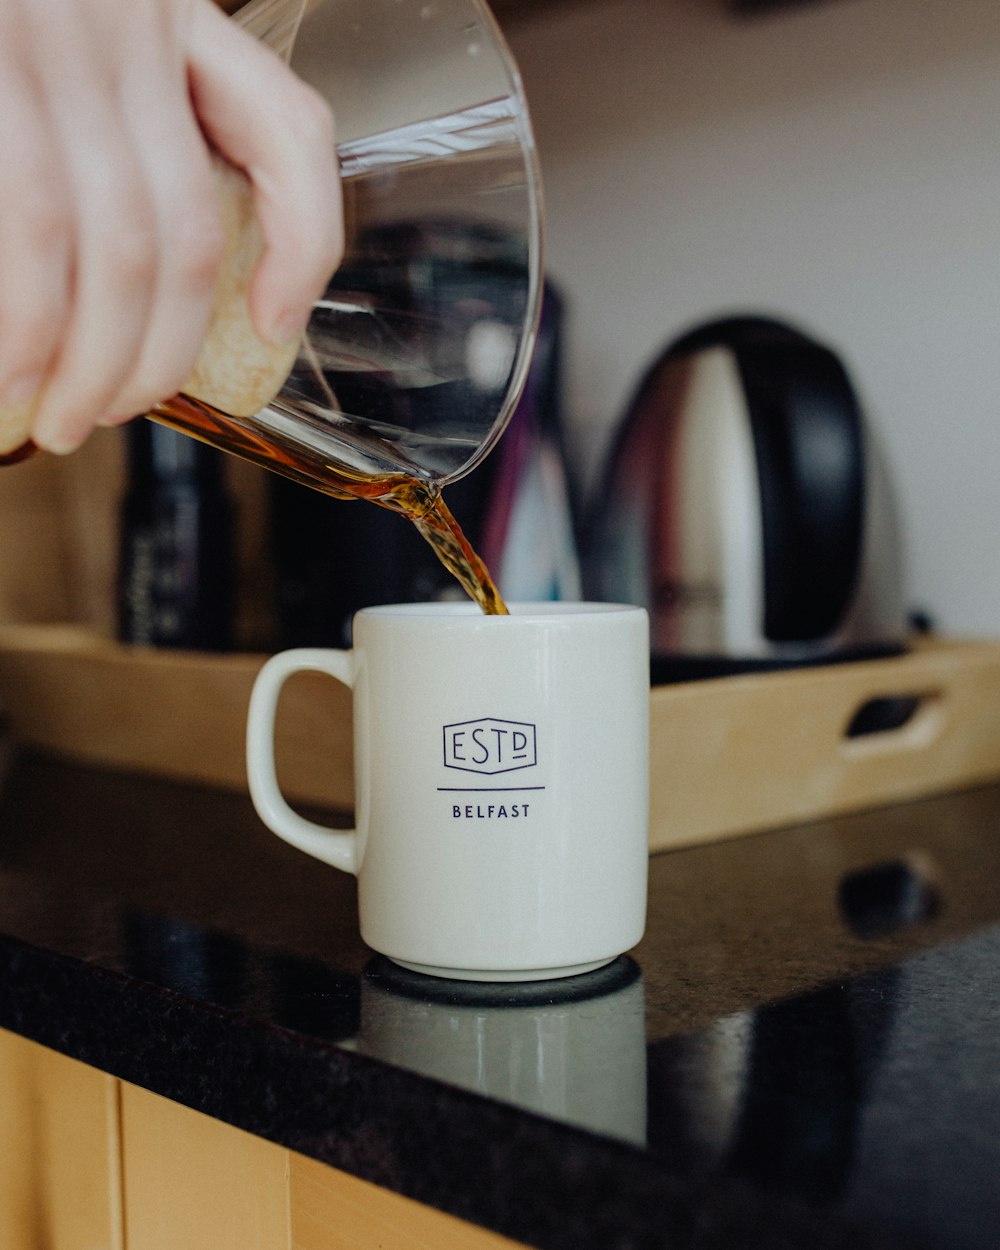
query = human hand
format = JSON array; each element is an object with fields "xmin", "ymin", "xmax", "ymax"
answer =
[{"xmin": 0, "ymin": 0, "xmax": 343, "ymax": 456}]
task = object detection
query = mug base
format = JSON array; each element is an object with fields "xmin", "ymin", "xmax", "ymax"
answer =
[{"xmin": 388, "ymin": 955, "xmax": 616, "ymax": 983}]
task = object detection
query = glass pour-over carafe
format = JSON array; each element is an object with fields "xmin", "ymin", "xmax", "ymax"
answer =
[
  {"xmin": 162, "ymin": 0, "xmax": 543, "ymax": 510},
  {"xmin": 1, "ymin": 0, "xmax": 543, "ymax": 516}
]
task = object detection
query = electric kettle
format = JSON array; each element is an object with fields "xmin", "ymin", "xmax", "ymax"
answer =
[{"xmin": 582, "ymin": 316, "xmax": 908, "ymax": 681}]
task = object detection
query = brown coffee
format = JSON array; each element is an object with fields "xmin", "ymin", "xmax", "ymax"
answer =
[
  {"xmin": 0, "ymin": 393, "xmax": 509, "ymax": 616},
  {"xmin": 153, "ymin": 393, "xmax": 509, "ymax": 616}
]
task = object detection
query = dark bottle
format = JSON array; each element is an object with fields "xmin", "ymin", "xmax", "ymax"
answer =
[{"xmin": 118, "ymin": 421, "xmax": 234, "ymax": 651}]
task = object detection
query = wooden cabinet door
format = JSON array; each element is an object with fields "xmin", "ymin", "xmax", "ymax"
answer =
[
  {"xmin": 120, "ymin": 1084, "xmax": 528, "ymax": 1250},
  {"xmin": 0, "ymin": 1027, "xmax": 123, "ymax": 1250},
  {"xmin": 290, "ymin": 1153, "xmax": 528, "ymax": 1250},
  {"xmin": 0, "ymin": 1030, "xmax": 530, "ymax": 1250},
  {"xmin": 120, "ymin": 1083, "xmax": 290, "ymax": 1250}
]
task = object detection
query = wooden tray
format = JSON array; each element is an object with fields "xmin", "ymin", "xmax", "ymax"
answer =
[{"xmin": 1, "ymin": 625, "xmax": 999, "ymax": 852}]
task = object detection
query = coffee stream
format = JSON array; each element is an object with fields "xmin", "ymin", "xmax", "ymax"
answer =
[
  {"xmin": 152, "ymin": 393, "xmax": 510, "ymax": 617},
  {"xmin": 0, "ymin": 392, "xmax": 510, "ymax": 617}
]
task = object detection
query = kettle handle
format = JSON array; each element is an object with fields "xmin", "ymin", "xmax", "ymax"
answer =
[{"xmin": 671, "ymin": 316, "xmax": 864, "ymax": 644}]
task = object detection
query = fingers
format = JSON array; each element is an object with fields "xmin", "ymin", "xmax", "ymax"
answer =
[
  {"xmin": 102, "ymin": 61, "xmax": 225, "ymax": 424},
  {"xmin": 0, "ymin": 0, "xmax": 342, "ymax": 457},
  {"xmin": 0, "ymin": 0, "xmax": 228, "ymax": 454},
  {"xmin": 188, "ymin": 0, "xmax": 344, "ymax": 347},
  {"xmin": 28, "ymin": 38, "xmax": 163, "ymax": 452},
  {"xmin": 0, "ymin": 24, "xmax": 73, "ymax": 428}
]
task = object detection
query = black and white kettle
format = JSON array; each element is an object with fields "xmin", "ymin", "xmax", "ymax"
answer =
[{"xmin": 583, "ymin": 316, "xmax": 907, "ymax": 681}]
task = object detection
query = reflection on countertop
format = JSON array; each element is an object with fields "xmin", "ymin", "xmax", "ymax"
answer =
[
  {"xmin": 1, "ymin": 748, "xmax": 1000, "ymax": 1248},
  {"xmin": 348, "ymin": 957, "xmax": 648, "ymax": 1147}
]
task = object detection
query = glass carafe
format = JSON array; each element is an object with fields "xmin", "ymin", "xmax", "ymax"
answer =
[
  {"xmin": 2, "ymin": 0, "xmax": 543, "ymax": 513},
  {"xmin": 161, "ymin": 0, "xmax": 542, "ymax": 509}
]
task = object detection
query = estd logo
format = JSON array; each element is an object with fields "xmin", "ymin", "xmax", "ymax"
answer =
[{"xmin": 442, "ymin": 718, "xmax": 537, "ymax": 775}]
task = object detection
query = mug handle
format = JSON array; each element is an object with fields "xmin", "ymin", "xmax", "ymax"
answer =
[{"xmin": 246, "ymin": 648, "xmax": 360, "ymax": 875}]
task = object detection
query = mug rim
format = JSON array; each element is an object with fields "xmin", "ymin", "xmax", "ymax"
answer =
[{"xmin": 356, "ymin": 601, "xmax": 646, "ymax": 622}]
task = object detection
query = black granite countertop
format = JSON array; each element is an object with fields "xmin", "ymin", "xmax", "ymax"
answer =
[{"xmin": 1, "ymin": 746, "xmax": 999, "ymax": 1249}]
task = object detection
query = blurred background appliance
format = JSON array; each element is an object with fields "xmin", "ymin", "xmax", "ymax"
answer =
[{"xmin": 583, "ymin": 315, "xmax": 908, "ymax": 682}]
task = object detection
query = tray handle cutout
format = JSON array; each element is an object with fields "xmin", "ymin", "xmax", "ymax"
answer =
[{"xmin": 842, "ymin": 689, "xmax": 944, "ymax": 755}]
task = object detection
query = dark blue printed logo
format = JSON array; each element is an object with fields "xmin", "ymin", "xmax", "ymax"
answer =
[{"xmin": 443, "ymin": 718, "xmax": 537, "ymax": 775}]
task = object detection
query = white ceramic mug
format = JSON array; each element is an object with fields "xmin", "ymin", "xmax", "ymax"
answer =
[{"xmin": 246, "ymin": 602, "xmax": 649, "ymax": 981}]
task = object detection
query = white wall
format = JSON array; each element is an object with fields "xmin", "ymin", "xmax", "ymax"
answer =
[{"xmin": 503, "ymin": 0, "xmax": 1000, "ymax": 635}]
